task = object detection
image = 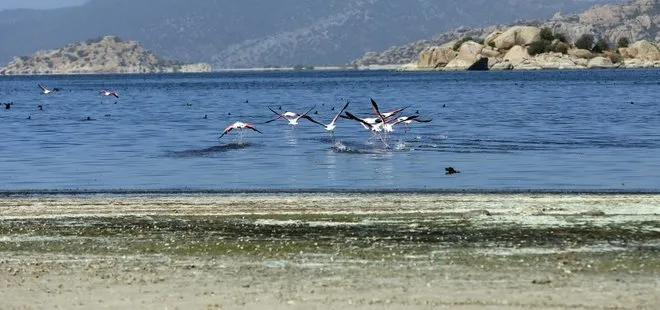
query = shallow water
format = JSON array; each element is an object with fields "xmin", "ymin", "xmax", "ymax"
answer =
[{"xmin": 1, "ymin": 69, "xmax": 660, "ymax": 190}]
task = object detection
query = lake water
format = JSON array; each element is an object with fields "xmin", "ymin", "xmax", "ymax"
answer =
[{"xmin": 1, "ymin": 70, "xmax": 660, "ymax": 191}]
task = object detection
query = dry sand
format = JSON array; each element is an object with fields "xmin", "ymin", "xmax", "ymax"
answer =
[{"xmin": 0, "ymin": 193, "xmax": 659, "ymax": 309}]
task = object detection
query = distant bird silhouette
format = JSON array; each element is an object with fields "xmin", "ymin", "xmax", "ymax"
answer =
[
  {"xmin": 26, "ymin": 115, "xmax": 31, "ymax": 120},
  {"xmin": 442, "ymin": 104, "xmax": 446, "ymax": 107},
  {"xmin": 278, "ymin": 106, "xmax": 282, "ymax": 110},
  {"xmin": 185, "ymin": 102, "xmax": 193, "ymax": 106},
  {"xmin": 4, "ymin": 102, "xmax": 13, "ymax": 110},
  {"xmin": 331, "ymin": 107, "xmax": 335, "ymax": 111},
  {"xmin": 203, "ymin": 114, "xmax": 208, "ymax": 119},
  {"xmin": 37, "ymin": 105, "xmax": 43, "ymax": 111},
  {"xmin": 314, "ymin": 110, "xmax": 318, "ymax": 114},
  {"xmin": 631, "ymin": 101, "xmax": 634, "ymax": 104},
  {"xmin": 245, "ymin": 100, "xmax": 249, "ymax": 103},
  {"xmin": 104, "ymin": 114, "xmax": 111, "ymax": 117},
  {"xmin": 445, "ymin": 167, "xmax": 460, "ymax": 175}
]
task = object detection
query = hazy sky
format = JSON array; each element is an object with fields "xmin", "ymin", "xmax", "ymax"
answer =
[{"xmin": 0, "ymin": 0, "xmax": 87, "ymax": 10}]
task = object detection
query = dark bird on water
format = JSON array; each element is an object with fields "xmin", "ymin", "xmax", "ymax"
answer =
[
  {"xmin": 4, "ymin": 102, "xmax": 13, "ymax": 110},
  {"xmin": 38, "ymin": 105, "xmax": 43, "ymax": 110},
  {"xmin": 203, "ymin": 114, "xmax": 208, "ymax": 119},
  {"xmin": 445, "ymin": 167, "xmax": 460, "ymax": 175},
  {"xmin": 26, "ymin": 115, "xmax": 31, "ymax": 120}
]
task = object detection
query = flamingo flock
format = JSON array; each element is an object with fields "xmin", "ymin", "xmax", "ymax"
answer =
[
  {"xmin": 220, "ymin": 97, "xmax": 432, "ymax": 148},
  {"xmin": 9, "ymin": 84, "xmax": 433, "ymax": 149}
]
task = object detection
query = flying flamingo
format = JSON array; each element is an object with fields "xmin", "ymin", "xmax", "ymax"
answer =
[
  {"xmin": 219, "ymin": 121, "xmax": 262, "ymax": 140},
  {"xmin": 370, "ymin": 98, "xmax": 415, "ymax": 133},
  {"xmin": 265, "ymin": 105, "xmax": 315, "ymax": 126},
  {"xmin": 99, "ymin": 89, "xmax": 119, "ymax": 98},
  {"xmin": 376, "ymin": 106, "xmax": 408, "ymax": 118},
  {"xmin": 39, "ymin": 84, "xmax": 60, "ymax": 94},
  {"xmin": 397, "ymin": 115, "xmax": 432, "ymax": 131},
  {"xmin": 302, "ymin": 101, "xmax": 350, "ymax": 137}
]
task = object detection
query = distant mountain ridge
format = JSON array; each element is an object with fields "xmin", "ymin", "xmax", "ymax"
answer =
[
  {"xmin": 0, "ymin": 0, "xmax": 619, "ymax": 68},
  {"xmin": 353, "ymin": 0, "xmax": 658, "ymax": 66}
]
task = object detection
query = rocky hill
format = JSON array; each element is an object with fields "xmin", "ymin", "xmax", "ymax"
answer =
[
  {"xmin": 0, "ymin": 0, "xmax": 617, "ymax": 69},
  {"xmin": 0, "ymin": 36, "xmax": 212, "ymax": 75},
  {"xmin": 398, "ymin": 24, "xmax": 660, "ymax": 72},
  {"xmin": 353, "ymin": 0, "xmax": 658, "ymax": 66}
]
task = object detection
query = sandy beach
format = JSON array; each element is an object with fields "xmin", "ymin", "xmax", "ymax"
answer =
[{"xmin": 1, "ymin": 193, "xmax": 659, "ymax": 309}]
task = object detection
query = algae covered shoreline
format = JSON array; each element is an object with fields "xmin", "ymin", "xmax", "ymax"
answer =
[{"xmin": 1, "ymin": 193, "xmax": 659, "ymax": 309}]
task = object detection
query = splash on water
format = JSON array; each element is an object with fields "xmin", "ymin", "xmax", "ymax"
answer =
[
  {"xmin": 394, "ymin": 140, "xmax": 410, "ymax": 151},
  {"xmin": 331, "ymin": 141, "xmax": 349, "ymax": 152}
]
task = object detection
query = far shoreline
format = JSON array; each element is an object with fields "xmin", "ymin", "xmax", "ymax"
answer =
[{"xmin": 0, "ymin": 65, "xmax": 659, "ymax": 77}]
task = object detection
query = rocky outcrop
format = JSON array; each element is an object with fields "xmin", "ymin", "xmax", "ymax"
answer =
[
  {"xmin": 587, "ymin": 56, "xmax": 615, "ymax": 68},
  {"xmin": 416, "ymin": 47, "xmax": 457, "ymax": 69},
  {"xmin": 625, "ymin": 40, "xmax": 660, "ymax": 60},
  {"xmin": 0, "ymin": 36, "xmax": 212, "ymax": 75},
  {"xmin": 533, "ymin": 52, "xmax": 586, "ymax": 69},
  {"xmin": 492, "ymin": 26, "xmax": 542, "ymax": 49},
  {"xmin": 491, "ymin": 61, "xmax": 514, "ymax": 70},
  {"xmin": 353, "ymin": 0, "xmax": 660, "ymax": 67},
  {"xmin": 444, "ymin": 41, "xmax": 485, "ymax": 71},
  {"xmin": 503, "ymin": 45, "xmax": 531, "ymax": 66},
  {"xmin": 568, "ymin": 48, "xmax": 595, "ymax": 59},
  {"xmin": 406, "ymin": 22, "xmax": 660, "ymax": 71}
]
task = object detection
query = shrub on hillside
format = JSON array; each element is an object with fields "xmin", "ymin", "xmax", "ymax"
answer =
[
  {"xmin": 552, "ymin": 42, "xmax": 570, "ymax": 54},
  {"xmin": 528, "ymin": 40, "xmax": 551, "ymax": 56},
  {"xmin": 592, "ymin": 39, "xmax": 609, "ymax": 53},
  {"xmin": 575, "ymin": 34, "xmax": 595, "ymax": 50},
  {"xmin": 609, "ymin": 53, "xmax": 624, "ymax": 64},
  {"xmin": 617, "ymin": 37, "xmax": 630, "ymax": 49},
  {"xmin": 553, "ymin": 33, "xmax": 568, "ymax": 43},
  {"xmin": 540, "ymin": 27, "xmax": 554, "ymax": 41}
]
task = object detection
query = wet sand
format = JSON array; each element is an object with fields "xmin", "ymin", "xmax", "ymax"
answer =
[{"xmin": 1, "ymin": 193, "xmax": 659, "ymax": 309}]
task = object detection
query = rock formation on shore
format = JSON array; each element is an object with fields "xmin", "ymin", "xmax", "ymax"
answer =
[
  {"xmin": 353, "ymin": 0, "xmax": 660, "ymax": 69},
  {"xmin": 0, "ymin": 36, "xmax": 212, "ymax": 75},
  {"xmin": 406, "ymin": 25, "xmax": 660, "ymax": 71}
]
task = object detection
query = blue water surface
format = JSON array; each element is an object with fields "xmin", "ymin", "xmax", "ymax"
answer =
[{"xmin": 1, "ymin": 69, "xmax": 659, "ymax": 190}]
